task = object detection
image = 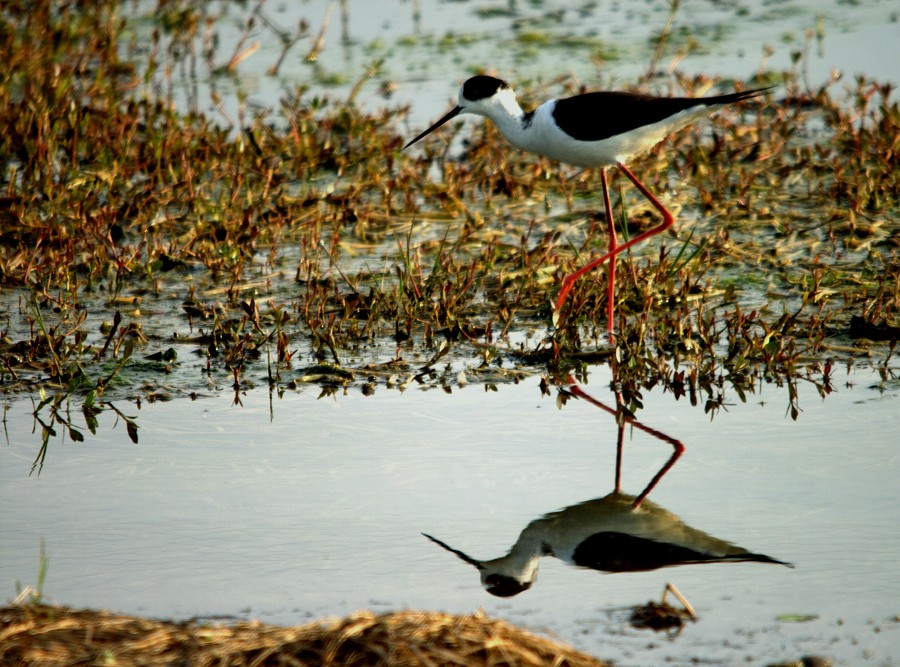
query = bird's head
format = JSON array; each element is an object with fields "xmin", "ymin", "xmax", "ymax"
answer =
[
  {"xmin": 422, "ymin": 532, "xmax": 534, "ymax": 598},
  {"xmin": 403, "ymin": 76, "xmax": 517, "ymax": 150}
]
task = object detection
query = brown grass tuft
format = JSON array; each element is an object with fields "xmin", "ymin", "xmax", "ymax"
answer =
[{"xmin": 0, "ymin": 603, "xmax": 609, "ymax": 667}]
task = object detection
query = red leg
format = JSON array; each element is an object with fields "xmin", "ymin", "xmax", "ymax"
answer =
[
  {"xmin": 555, "ymin": 161, "xmax": 676, "ymax": 323},
  {"xmin": 600, "ymin": 168, "xmax": 617, "ymax": 337},
  {"xmin": 565, "ymin": 376, "xmax": 684, "ymax": 509},
  {"xmin": 614, "ymin": 413, "xmax": 624, "ymax": 494},
  {"xmin": 630, "ymin": 417, "xmax": 685, "ymax": 508},
  {"xmin": 613, "ymin": 373, "xmax": 624, "ymax": 494}
]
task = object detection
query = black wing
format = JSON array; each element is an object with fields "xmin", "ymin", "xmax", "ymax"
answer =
[{"xmin": 552, "ymin": 88, "xmax": 770, "ymax": 142}]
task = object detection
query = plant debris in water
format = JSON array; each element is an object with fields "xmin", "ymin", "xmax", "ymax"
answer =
[
  {"xmin": 0, "ymin": 3, "xmax": 892, "ymax": 664},
  {"xmin": 0, "ymin": 0, "xmax": 897, "ymax": 415},
  {"xmin": 628, "ymin": 582, "xmax": 696, "ymax": 633}
]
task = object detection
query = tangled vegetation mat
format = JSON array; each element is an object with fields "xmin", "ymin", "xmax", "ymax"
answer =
[
  {"xmin": 2, "ymin": 0, "xmax": 898, "ymax": 413},
  {"xmin": 0, "ymin": 603, "xmax": 608, "ymax": 667}
]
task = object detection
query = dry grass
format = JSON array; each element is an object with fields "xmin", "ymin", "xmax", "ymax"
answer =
[{"xmin": 0, "ymin": 603, "xmax": 608, "ymax": 667}]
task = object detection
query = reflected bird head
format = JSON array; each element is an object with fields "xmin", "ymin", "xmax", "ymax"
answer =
[{"xmin": 422, "ymin": 533, "xmax": 534, "ymax": 598}]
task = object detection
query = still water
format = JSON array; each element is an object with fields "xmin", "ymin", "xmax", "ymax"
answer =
[
  {"xmin": 3, "ymin": 0, "xmax": 899, "ymax": 664},
  {"xmin": 2, "ymin": 363, "xmax": 898, "ymax": 664},
  {"xmin": 131, "ymin": 0, "xmax": 900, "ymax": 129}
]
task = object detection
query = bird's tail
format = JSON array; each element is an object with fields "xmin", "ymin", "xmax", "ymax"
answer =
[
  {"xmin": 705, "ymin": 86, "xmax": 776, "ymax": 106},
  {"xmin": 725, "ymin": 551, "xmax": 795, "ymax": 568}
]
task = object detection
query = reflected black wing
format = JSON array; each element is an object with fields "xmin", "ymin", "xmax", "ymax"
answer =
[{"xmin": 571, "ymin": 532, "xmax": 789, "ymax": 572}]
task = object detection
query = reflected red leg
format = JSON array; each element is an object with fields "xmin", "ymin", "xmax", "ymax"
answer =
[{"xmin": 566, "ymin": 375, "xmax": 685, "ymax": 509}]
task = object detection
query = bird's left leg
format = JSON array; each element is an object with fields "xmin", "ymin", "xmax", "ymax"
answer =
[
  {"xmin": 554, "ymin": 162, "xmax": 675, "ymax": 322},
  {"xmin": 600, "ymin": 168, "xmax": 617, "ymax": 337}
]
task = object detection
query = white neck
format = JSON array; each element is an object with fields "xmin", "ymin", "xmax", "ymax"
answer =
[
  {"xmin": 478, "ymin": 527, "xmax": 546, "ymax": 586},
  {"xmin": 469, "ymin": 89, "xmax": 534, "ymax": 151}
]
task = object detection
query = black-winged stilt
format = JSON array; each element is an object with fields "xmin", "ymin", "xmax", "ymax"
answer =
[
  {"xmin": 404, "ymin": 75, "xmax": 772, "ymax": 334},
  {"xmin": 423, "ymin": 493, "xmax": 791, "ymax": 598},
  {"xmin": 422, "ymin": 376, "xmax": 791, "ymax": 597}
]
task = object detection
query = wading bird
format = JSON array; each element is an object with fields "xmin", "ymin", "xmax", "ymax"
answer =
[
  {"xmin": 423, "ymin": 493, "xmax": 791, "ymax": 597},
  {"xmin": 404, "ymin": 75, "xmax": 771, "ymax": 334},
  {"xmin": 422, "ymin": 376, "xmax": 791, "ymax": 597}
]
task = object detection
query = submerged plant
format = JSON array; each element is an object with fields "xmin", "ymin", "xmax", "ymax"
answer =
[{"xmin": 13, "ymin": 539, "xmax": 49, "ymax": 605}]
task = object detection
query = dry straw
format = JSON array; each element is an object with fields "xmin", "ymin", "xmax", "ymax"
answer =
[{"xmin": 0, "ymin": 603, "xmax": 609, "ymax": 667}]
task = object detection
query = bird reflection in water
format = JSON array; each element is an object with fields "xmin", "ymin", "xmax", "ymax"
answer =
[{"xmin": 423, "ymin": 377, "xmax": 792, "ymax": 605}]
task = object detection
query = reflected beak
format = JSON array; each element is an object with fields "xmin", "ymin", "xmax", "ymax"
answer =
[
  {"xmin": 403, "ymin": 106, "xmax": 463, "ymax": 150},
  {"xmin": 422, "ymin": 533, "xmax": 484, "ymax": 570}
]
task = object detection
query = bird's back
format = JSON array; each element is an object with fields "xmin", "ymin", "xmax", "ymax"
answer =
[{"xmin": 528, "ymin": 87, "xmax": 769, "ymax": 167}]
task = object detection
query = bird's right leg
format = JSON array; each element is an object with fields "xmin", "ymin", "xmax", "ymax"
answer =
[{"xmin": 554, "ymin": 162, "xmax": 675, "ymax": 325}]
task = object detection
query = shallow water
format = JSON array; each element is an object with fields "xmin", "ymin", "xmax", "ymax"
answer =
[
  {"xmin": 2, "ymin": 363, "xmax": 899, "ymax": 664},
  {"xmin": 130, "ymin": 0, "xmax": 900, "ymax": 127},
  {"xmin": 3, "ymin": 1, "xmax": 899, "ymax": 664}
]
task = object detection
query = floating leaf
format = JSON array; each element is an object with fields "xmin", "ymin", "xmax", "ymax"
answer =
[{"xmin": 775, "ymin": 613, "xmax": 819, "ymax": 623}]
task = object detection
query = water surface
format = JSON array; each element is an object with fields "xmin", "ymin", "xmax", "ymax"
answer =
[
  {"xmin": 3, "ymin": 363, "xmax": 898, "ymax": 664},
  {"xmin": 3, "ymin": 1, "xmax": 899, "ymax": 664}
]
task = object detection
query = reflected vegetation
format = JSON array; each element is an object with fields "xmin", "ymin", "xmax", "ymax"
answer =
[
  {"xmin": 11, "ymin": 349, "xmax": 887, "ymax": 477},
  {"xmin": 423, "ymin": 368, "xmax": 792, "ymax": 599},
  {"xmin": 7, "ymin": 392, "xmax": 139, "ymax": 476},
  {"xmin": 1, "ymin": 1, "xmax": 897, "ymax": 663}
]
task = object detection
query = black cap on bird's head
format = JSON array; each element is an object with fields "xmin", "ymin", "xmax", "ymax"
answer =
[
  {"xmin": 422, "ymin": 533, "xmax": 533, "ymax": 598},
  {"xmin": 402, "ymin": 76, "xmax": 512, "ymax": 150},
  {"xmin": 482, "ymin": 573, "xmax": 532, "ymax": 597},
  {"xmin": 461, "ymin": 75, "xmax": 509, "ymax": 102}
]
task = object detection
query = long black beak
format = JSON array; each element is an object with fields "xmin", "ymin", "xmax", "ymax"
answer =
[
  {"xmin": 403, "ymin": 106, "xmax": 463, "ymax": 150},
  {"xmin": 422, "ymin": 533, "xmax": 484, "ymax": 570}
]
